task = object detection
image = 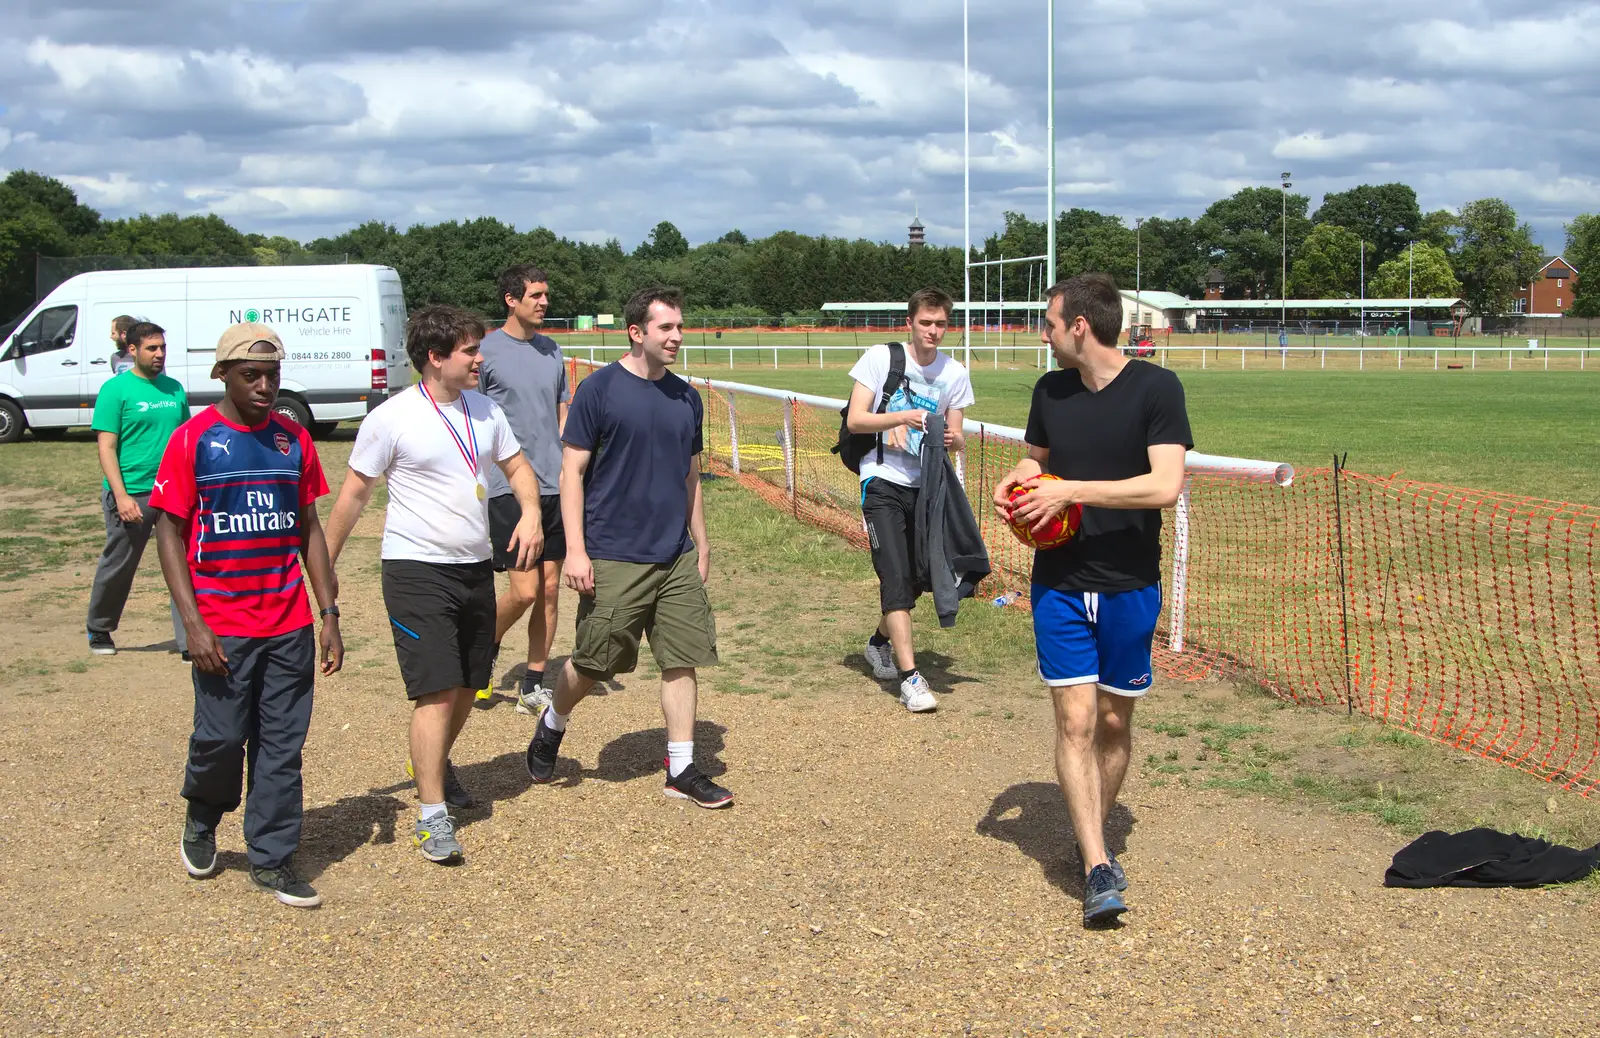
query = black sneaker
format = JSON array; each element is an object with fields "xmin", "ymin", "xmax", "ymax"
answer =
[
  {"xmin": 180, "ymin": 812, "xmax": 218, "ymax": 878},
  {"xmin": 250, "ymin": 860, "xmax": 322, "ymax": 908},
  {"xmin": 525, "ymin": 714, "xmax": 565, "ymax": 783},
  {"xmin": 181, "ymin": 650, "xmax": 192, "ymax": 663},
  {"xmin": 1083, "ymin": 863, "xmax": 1128, "ymax": 927},
  {"xmin": 442, "ymin": 759, "xmax": 476, "ymax": 810},
  {"xmin": 88, "ymin": 631, "xmax": 116, "ymax": 656},
  {"xmin": 663, "ymin": 762, "xmax": 734, "ymax": 809},
  {"xmin": 1108, "ymin": 854, "xmax": 1128, "ymax": 892}
]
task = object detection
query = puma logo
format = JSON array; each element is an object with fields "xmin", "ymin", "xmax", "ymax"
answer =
[
  {"xmin": 209, "ymin": 440, "xmax": 231, "ymax": 454},
  {"xmin": 153, "ymin": 479, "xmax": 168, "ymax": 494}
]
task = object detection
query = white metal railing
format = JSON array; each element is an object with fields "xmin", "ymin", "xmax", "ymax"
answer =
[
  {"xmin": 564, "ymin": 343, "xmax": 1598, "ymax": 373},
  {"xmin": 573, "ymin": 360, "xmax": 1293, "ymax": 653}
]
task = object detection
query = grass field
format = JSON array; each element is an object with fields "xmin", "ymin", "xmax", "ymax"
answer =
[{"xmin": 636, "ymin": 364, "xmax": 1600, "ymax": 505}]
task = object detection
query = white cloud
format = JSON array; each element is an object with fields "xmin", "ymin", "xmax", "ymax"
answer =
[
  {"xmin": 23, "ymin": 39, "xmax": 365, "ymax": 128},
  {"xmin": 1273, "ymin": 132, "xmax": 1376, "ymax": 161},
  {"xmin": 0, "ymin": 0, "xmax": 1590, "ymax": 251},
  {"xmin": 1407, "ymin": 10, "xmax": 1600, "ymax": 75}
]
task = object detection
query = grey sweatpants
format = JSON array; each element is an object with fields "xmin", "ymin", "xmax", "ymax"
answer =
[
  {"xmin": 182, "ymin": 627, "xmax": 316, "ymax": 870},
  {"xmin": 85, "ymin": 489, "xmax": 186, "ymax": 652}
]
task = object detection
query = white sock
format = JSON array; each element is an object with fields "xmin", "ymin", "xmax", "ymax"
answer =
[
  {"xmin": 667, "ymin": 741, "xmax": 693, "ymax": 778},
  {"xmin": 544, "ymin": 708, "xmax": 569, "ymax": 732},
  {"xmin": 419, "ymin": 802, "xmax": 446, "ymax": 821}
]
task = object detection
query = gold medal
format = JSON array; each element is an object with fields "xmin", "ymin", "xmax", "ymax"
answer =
[{"xmin": 476, "ymin": 483, "xmax": 487, "ymax": 501}]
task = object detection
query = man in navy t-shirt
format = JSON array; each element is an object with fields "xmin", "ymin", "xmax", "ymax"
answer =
[{"xmin": 523, "ymin": 286, "xmax": 730, "ymax": 809}]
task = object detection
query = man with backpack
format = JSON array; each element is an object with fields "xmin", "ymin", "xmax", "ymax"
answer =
[{"xmin": 842, "ymin": 287, "xmax": 974, "ymax": 713}]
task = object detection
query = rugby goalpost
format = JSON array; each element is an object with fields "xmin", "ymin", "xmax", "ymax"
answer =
[{"xmin": 961, "ymin": 0, "xmax": 1056, "ymax": 370}]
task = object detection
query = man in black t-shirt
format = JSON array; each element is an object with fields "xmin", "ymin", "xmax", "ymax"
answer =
[{"xmin": 994, "ymin": 272, "xmax": 1193, "ymax": 926}]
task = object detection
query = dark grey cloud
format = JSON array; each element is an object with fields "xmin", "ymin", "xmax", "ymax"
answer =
[{"xmin": 1, "ymin": 0, "xmax": 1594, "ymax": 252}]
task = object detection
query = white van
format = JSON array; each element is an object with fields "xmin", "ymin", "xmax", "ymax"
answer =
[{"xmin": 0, "ymin": 264, "xmax": 410, "ymax": 442}]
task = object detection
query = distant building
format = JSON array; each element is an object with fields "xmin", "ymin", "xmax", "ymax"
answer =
[
  {"xmin": 908, "ymin": 216, "xmax": 926, "ymax": 250},
  {"xmin": 1512, "ymin": 256, "xmax": 1579, "ymax": 316},
  {"xmin": 1203, "ymin": 267, "xmax": 1226, "ymax": 300},
  {"xmin": 1121, "ymin": 290, "xmax": 1195, "ymax": 332}
]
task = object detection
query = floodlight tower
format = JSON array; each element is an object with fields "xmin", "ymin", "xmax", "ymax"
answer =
[
  {"xmin": 1408, "ymin": 240, "xmax": 1415, "ymax": 345},
  {"xmin": 1134, "ymin": 216, "xmax": 1143, "ymax": 347},
  {"xmin": 1280, "ymin": 172, "xmax": 1292, "ymax": 335},
  {"xmin": 1042, "ymin": 0, "xmax": 1057, "ymax": 370},
  {"xmin": 1046, "ymin": 0, "xmax": 1056, "ymax": 293},
  {"xmin": 962, "ymin": 0, "xmax": 971, "ymax": 367}
]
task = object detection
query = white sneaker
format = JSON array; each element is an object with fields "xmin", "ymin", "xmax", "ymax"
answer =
[
  {"xmin": 898, "ymin": 672, "xmax": 937, "ymax": 713},
  {"xmin": 516, "ymin": 683, "xmax": 554, "ymax": 717},
  {"xmin": 863, "ymin": 640, "xmax": 899, "ymax": 681}
]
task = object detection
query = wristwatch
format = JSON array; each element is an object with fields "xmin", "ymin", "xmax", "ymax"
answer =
[{"xmin": 320, "ymin": 605, "xmax": 341, "ymax": 618}]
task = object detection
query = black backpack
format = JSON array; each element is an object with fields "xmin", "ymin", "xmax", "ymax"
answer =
[{"xmin": 831, "ymin": 341, "xmax": 908, "ymax": 474}]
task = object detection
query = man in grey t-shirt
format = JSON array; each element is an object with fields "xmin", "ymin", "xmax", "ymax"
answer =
[{"xmin": 476, "ymin": 264, "xmax": 569, "ymax": 715}]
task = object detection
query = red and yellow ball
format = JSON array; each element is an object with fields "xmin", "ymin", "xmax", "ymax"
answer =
[{"xmin": 1006, "ymin": 474, "xmax": 1082, "ymax": 550}]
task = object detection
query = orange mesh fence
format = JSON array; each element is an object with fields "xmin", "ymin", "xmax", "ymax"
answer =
[{"xmin": 569, "ymin": 361, "xmax": 1600, "ymax": 796}]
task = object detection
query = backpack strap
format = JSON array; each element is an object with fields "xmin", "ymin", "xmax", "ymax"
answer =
[{"xmin": 874, "ymin": 341, "xmax": 908, "ymax": 465}]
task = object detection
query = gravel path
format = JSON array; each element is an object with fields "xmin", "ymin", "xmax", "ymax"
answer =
[{"xmin": 3, "ymin": 509, "xmax": 1597, "ymax": 1037}]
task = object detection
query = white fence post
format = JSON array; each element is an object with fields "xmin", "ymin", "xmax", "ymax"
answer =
[
  {"xmin": 1168, "ymin": 478, "xmax": 1192, "ymax": 653},
  {"xmin": 727, "ymin": 390, "xmax": 741, "ymax": 475},
  {"xmin": 781, "ymin": 401, "xmax": 795, "ymax": 498}
]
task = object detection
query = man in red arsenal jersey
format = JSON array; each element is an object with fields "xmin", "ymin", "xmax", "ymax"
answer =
[{"xmin": 151, "ymin": 323, "xmax": 342, "ymax": 909}]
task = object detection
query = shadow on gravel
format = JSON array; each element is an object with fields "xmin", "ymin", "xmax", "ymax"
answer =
[
  {"xmin": 122, "ymin": 639, "xmax": 182, "ymax": 655},
  {"xmin": 836, "ymin": 650, "xmax": 981, "ymax": 693},
  {"xmin": 296, "ymin": 750, "xmax": 532, "ymax": 879},
  {"xmin": 474, "ymin": 657, "xmax": 618, "ymax": 712},
  {"xmin": 587, "ymin": 720, "xmax": 729, "ymax": 783},
  {"xmin": 976, "ymin": 782, "xmax": 1136, "ymax": 898}
]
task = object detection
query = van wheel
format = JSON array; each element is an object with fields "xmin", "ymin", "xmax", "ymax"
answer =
[
  {"xmin": 272, "ymin": 395, "xmax": 312, "ymax": 429},
  {"xmin": 0, "ymin": 399, "xmax": 22, "ymax": 444}
]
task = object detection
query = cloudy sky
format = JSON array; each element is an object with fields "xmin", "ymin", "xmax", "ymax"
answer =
[{"xmin": 1, "ymin": 0, "xmax": 1596, "ymax": 251}]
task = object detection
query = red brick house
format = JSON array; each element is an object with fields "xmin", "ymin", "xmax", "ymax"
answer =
[{"xmin": 1512, "ymin": 256, "xmax": 1579, "ymax": 316}]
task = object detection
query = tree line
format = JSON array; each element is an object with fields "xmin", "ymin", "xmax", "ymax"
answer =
[{"xmin": 3, "ymin": 169, "xmax": 1597, "ymax": 324}]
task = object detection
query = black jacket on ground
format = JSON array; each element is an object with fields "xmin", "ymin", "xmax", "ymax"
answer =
[
  {"xmin": 915, "ymin": 413, "xmax": 991, "ymax": 628},
  {"xmin": 1383, "ymin": 827, "xmax": 1600, "ymax": 888}
]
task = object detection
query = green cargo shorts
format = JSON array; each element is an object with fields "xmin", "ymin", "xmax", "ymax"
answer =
[{"xmin": 571, "ymin": 551, "xmax": 719, "ymax": 681}]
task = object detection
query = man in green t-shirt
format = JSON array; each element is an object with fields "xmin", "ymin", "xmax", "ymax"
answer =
[{"xmin": 87, "ymin": 320, "xmax": 191, "ymax": 656}]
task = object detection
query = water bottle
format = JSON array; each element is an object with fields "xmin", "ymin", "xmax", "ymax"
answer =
[{"xmin": 992, "ymin": 591, "xmax": 1019, "ymax": 608}]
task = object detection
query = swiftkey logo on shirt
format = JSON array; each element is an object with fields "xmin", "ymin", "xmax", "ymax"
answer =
[
  {"xmin": 210, "ymin": 489, "xmax": 298, "ymax": 535},
  {"xmin": 135, "ymin": 400, "xmax": 181, "ymax": 413}
]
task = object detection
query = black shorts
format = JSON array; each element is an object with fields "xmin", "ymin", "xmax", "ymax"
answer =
[
  {"xmin": 862, "ymin": 477, "xmax": 923, "ymax": 614},
  {"xmin": 381, "ymin": 559, "xmax": 496, "ymax": 699},
  {"xmin": 488, "ymin": 493, "xmax": 566, "ymax": 571}
]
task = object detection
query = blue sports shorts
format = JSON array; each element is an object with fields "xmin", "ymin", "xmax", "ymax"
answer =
[{"xmin": 1031, "ymin": 584, "xmax": 1162, "ymax": 697}]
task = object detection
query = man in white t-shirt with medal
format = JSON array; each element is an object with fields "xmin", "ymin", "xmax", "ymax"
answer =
[
  {"xmin": 325, "ymin": 305, "xmax": 544, "ymax": 866},
  {"xmin": 845, "ymin": 287, "xmax": 975, "ymax": 713}
]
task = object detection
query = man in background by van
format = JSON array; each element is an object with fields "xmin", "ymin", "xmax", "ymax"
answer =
[
  {"xmin": 86, "ymin": 320, "xmax": 190, "ymax": 656},
  {"xmin": 476, "ymin": 263, "xmax": 568, "ymax": 716},
  {"xmin": 110, "ymin": 315, "xmax": 137, "ymax": 374}
]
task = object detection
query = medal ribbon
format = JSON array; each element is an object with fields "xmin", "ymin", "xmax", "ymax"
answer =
[{"xmin": 418, "ymin": 383, "xmax": 479, "ymax": 478}]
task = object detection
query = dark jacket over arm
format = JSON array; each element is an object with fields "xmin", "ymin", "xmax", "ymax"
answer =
[{"xmin": 915, "ymin": 413, "xmax": 991, "ymax": 628}]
